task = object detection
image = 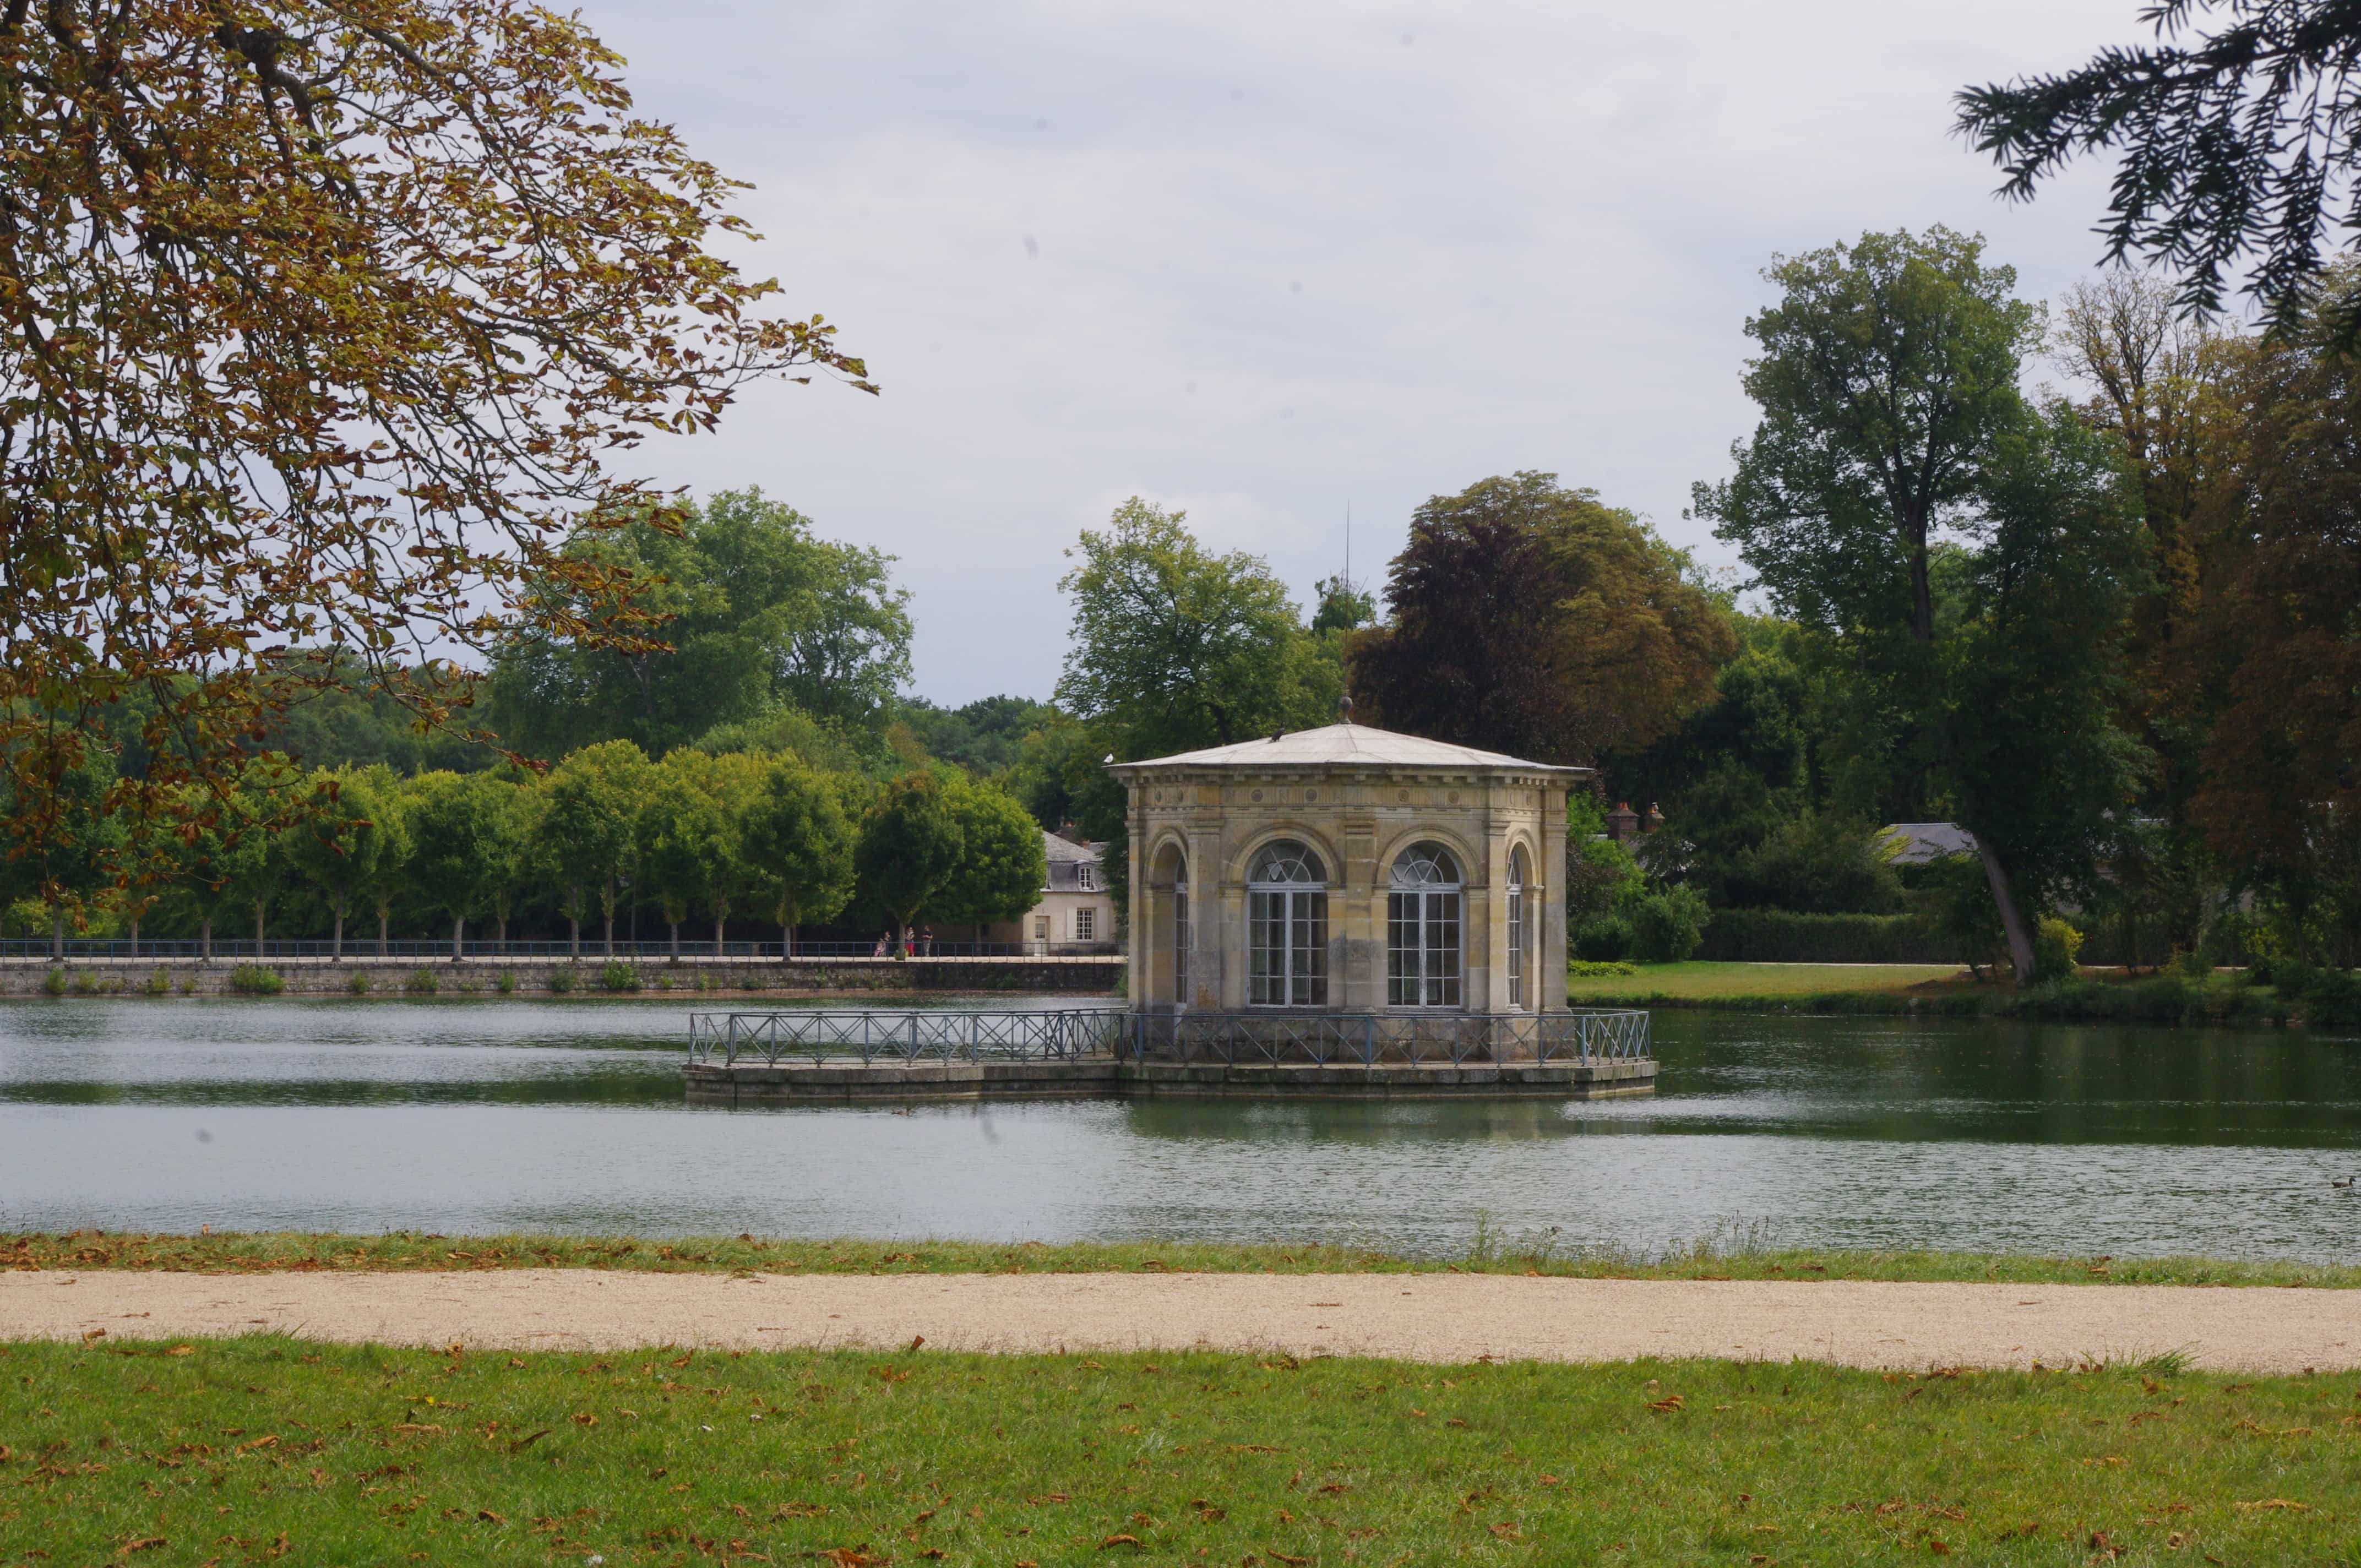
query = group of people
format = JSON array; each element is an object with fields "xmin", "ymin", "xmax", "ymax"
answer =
[{"xmin": 872, "ymin": 925, "xmax": 935, "ymax": 958}]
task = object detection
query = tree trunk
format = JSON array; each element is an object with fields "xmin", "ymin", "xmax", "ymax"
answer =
[
  {"xmin": 50, "ymin": 908, "xmax": 63, "ymax": 962},
  {"xmin": 496, "ymin": 913, "xmax": 508, "ymax": 954},
  {"xmin": 667, "ymin": 919, "xmax": 679, "ymax": 961},
  {"xmin": 377, "ymin": 905, "xmax": 389, "ymax": 959},
  {"xmin": 253, "ymin": 903, "xmax": 265, "ymax": 957},
  {"xmin": 1977, "ymin": 837, "xmax": 2037, "ymax": 986},
  {"xmin": 451, "ymin": 913, "xmax": 465, "ymax": 962},
  {"xmin": 568, "ymin": 884, "xmax": 582, "ymax": 959},
  {"xmin": 331, "ymin": 900, "xmax": 344, "ymax": 962},
  {"xmin": 199, "ymin": 918, "xmax": 213, "ymax": 963},
  {"xmin": 714, "ymin": 914, "xmax": 725, "ymax": 956},
  {"xmin": 128, "ymin": 913, "xmax": 139, "ymax": 960}
]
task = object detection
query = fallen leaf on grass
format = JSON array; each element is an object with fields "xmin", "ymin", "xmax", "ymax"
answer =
[
  {"xmin": 1100, "ymin": 1534, "xmax": 1144, "ymax": 1549},
  {"xmin": 235, "ymin": 1436, "xmax": 278, "ymax": 1454},
  {"xmin": 507, "ymin": 1429, "xmax": 551, "ymax": 1453},
  {"xmin": 1488, "ymin": 1523, "xmax": 1521, "ymax": 1540},
  {"xmin": 2235, "ymin": 1499, "xmax": 2310, "ymax": 1512},
  {"xmin": 121, "ymin": 1539, "xmax": 166, "ymax": 1554},
  {"xmin": 81, "ymin": 1327, "xmax": 105, "ymax": 1341},
  {"xmin": 570, "ymin": 1413, "xmax": 597, "ymax": 1426},
  {"xmin": 391, "ymin": 1424, "xmax": 444, "ymax": 1435},
  {"xmin": 476, "ymin": 1510, "xmax": 505, "ymax": 1525},
  {"xmin": 1646, "ymin": 1395, "xmax": 1685, "ymax": 1413},
  {"xmin": 166, "ymin": 1346, "xmax": 192, "ymax": 1357},
  {"xmin": 1268, "ymin": 1553, "xmax": 1310, "ymax": 1566}
]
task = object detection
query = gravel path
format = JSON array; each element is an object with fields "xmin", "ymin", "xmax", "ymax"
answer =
[{"xmin": 8, "ymin": 1271, "xmax": 2358, "ymax": 1373}]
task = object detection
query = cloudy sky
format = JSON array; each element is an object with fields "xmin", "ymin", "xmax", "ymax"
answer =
[{"xmin": 589, "ymin": 0, "xmax": 2144, "ymax": 706}]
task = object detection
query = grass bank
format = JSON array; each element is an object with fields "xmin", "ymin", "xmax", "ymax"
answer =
[
  {"xmin": 6, "ymin": 1335, "xmax": 2357, "ymax": 1565},
  {"xmin": 1567, "ymin": 960, "xmax": 2327, "ymax": 1029},
  {"xmin": 14, "ymin": 1230, "xmax": 2361, "ymax": 1289}
]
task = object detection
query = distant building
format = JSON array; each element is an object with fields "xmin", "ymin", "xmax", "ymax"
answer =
[
  {"xmin": 1879, "ymin": 821, "xmax": 1979, "ymax": 866},
  {"xmin": 951, "ymin": 828, "xmax": 1118, "ymax": 951}
]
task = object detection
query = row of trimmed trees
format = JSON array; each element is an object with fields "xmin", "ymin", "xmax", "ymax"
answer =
[{"xmin": 6, "ymin": 742, "xmax": 1046, "ymax": 960}]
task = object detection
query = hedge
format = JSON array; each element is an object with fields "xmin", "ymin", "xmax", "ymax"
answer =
[{"xmin": 1694, "ymin": 911, "xmax": 1961, "ymax": 964}]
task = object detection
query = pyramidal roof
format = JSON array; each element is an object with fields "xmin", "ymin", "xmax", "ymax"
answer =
[{"xmin": 1108, "ymin": 722, "xmax": 1589, "ymax": 775}]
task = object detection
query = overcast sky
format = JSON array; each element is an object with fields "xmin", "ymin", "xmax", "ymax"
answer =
[{"xmin": 587, "ymin": 0, "xmax": 2143, "ymax": 706}]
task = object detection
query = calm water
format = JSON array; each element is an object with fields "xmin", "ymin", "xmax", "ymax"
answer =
[{"xmin": 4, "ymin": 997, "xmax": 2359, "ymax": 1262}]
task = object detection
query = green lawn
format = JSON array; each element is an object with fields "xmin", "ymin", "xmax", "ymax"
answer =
[
  {"xmin": 5, "ymin": 1336, "xmax": 2355, "ymax": 1566},
  {"xmin": 1567, "ymin": 961, "xmax": 1972, "ymax": 1001},
  {"xmin": 15, "ymin": 1231, "xmax": 2361, "ymax": 1289}
]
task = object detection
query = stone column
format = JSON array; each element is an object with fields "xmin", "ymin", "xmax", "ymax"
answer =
[
  {"xmin": 1471, "ymin": 809, "xmax": 1509, "ymax": 1015},
  {"xmin": 1185, "ymin": 805, "xmax": 1228, "ymax": 1012},
  {"xmin": 1337, "ymin": 803, "xmax": 1380, "ymax": 1012},
  {"xmin": 1125, "ymin": 784, "xmax": 1148, "ymax": 1009},
  {"xmin": 1540, "ymin": 780, "xmax": 1570, "ymax": 1010}
]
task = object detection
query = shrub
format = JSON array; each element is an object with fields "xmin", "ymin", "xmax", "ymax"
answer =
[
  {"xmin": 496, "ymin": 970, "xmax": 517, "ymax": 995},
  {"xmin": 1566, "ymin": 959, "xmax": 1639, "ymax": 978},
  {"xmin": 656, "ymin": 972, "xmax": 674, "ymax": 991},
  {"xmin": 548, "ymin": 966, "xmax": 576, "ymax": 994},
  {"xmin": 229, "ymin": 963, "xmax": 285, "ymax": 996},
  {"xmin": 2170, "ymin": 948, "xmax": 2215, "ymax": 982},
  {"xmin": 40, "ymin": 967, "xmax": 66, "ymax": 996},
  {"xmin": 347, "ymin": 970, "xmax": 373, "ymax": 995},
  {"xmin": 405, "ymin": 966, "xmax": 439, "ymax": 995},
  {"xmin": 1630, "ymin": 885, "xmax": 1711, "ymax": 963},
  {"xmin": 1695, "ymin": 910, "xmax": 1959, "ymax": 963},
  {"xmin": 1722, "ymin": 814, "xmax": 1906, "ymax": 914},
  {"xmin": 176, "ymin": 976, "xmax": 195, "ymax": 995},
  {"xmin": 72, "ymin": 970, "xmax": 99, "ymax": 994},
  {"xmin": 601, "ymin": 961, "xmax": 640, "ymax": 993},
  {"xmin": 2291, "ymin": 967, "xmax": 2361, "ymax": 1030},
  {"xmin": 143, "ymin": 968, "xmax": 171, "ymax": 996},
  {"xmin": 1573, "ymin": 915, "xmax": 1634, "ymax": 962},
  {"xmin": 2031, "ymin": 917, "xmax": 2083, "ymax": 984}
]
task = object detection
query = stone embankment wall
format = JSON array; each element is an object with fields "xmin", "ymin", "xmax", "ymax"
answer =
[{"xmin": 0, "ymin": 957, "xmax": 1122, "ymax": 999}]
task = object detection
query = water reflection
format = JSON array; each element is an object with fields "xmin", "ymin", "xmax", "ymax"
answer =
[{"xmin": 2, "ymin": 998, "xmax": 2358, "ymax": 1261}]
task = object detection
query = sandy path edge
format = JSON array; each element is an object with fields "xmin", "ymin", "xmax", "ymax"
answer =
[{"xmin": 8, "ymin": 1272, "xmax": 2361, "ymax": 1374}]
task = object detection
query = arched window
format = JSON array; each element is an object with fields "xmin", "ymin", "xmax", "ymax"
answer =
[
  {"xmin": 1248, "ymin": 840, "xmax": 1328, "ymax": 1006},
  {"xmin": 1506, "ymin": 846, "xmax": 1532, "ymax": 1009},
  {"xmin": 1388, "ymin": 842, "xmax": 1462, "ymax": 1008}
]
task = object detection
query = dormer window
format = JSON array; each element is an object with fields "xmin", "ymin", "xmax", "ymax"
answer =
[{"xmin": 1075, "ymin": 864, "xmax": 1095, "ymax": 890}]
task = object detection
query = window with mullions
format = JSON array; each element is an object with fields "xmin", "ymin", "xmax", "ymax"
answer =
[
  {"xmin": 1247, "ymin": 840, "xmax": 1328, "ymax": 1006},
  {"xmin": 1173, "ymin": 864, "xmax": 1189, "ymax": 1001},
  {"xmin": 1506, "ymin": 845, "xmax": 1531, "ymax": 1010},
  {"xmin": 1388, "ymin": 841, "xmax": 1462, "ymax": 1008}
]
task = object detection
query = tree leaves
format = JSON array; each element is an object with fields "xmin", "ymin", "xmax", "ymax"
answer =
[{"xmin": 0, "ymin": 2, "xmax": 866, "ymax": 876}]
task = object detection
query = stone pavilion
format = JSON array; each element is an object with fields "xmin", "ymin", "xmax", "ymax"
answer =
[{"xmin": 1110, "ymin": 719, "xmax": 1581, "ymax": 1017}]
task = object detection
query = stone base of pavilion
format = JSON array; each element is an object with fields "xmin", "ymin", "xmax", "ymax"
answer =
[
  {"xmin": 684, "ymin": 1055, "xmax": 1654, "ymax": 1104},
  {"xmin": 682, "ymin": 1008, "xmax": 1655, "ymax": 1104}
]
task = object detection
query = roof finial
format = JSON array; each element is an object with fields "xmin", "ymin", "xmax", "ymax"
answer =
[{"xmin": 1339, "ymin": 691, "xmax": 1354, "ymax": 725}]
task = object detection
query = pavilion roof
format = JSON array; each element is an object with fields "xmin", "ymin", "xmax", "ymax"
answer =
[{"xmin": 1108, "ymin": 722, "xmax": 1590, "ymax": 776}]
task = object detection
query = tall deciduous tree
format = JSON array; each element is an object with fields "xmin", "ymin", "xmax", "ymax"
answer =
[
  {"xmin": 1695, "ymin": 228, "xmax": 2042, "ymax": 654},
  {"xmin": 540, "ymin": 741, "xmax": 654, "ymax": 957},
  {"xmin": 402, "ymin": 771, "xmax": 514, "ymax": 960},
  {"xmin": 2185, "ymin": 322, "xmax": 2361, "ymax": 959},
  {"xmin": 931, "ymin": 775, "xmax": 1050, "ymax": 933},
  {"xmin": 1352, "ymin": 472, "xmax": 1734, "ymax": 764},
  {"xmin": 0, "ymin": 1, "xmax": 869, "ymax": 875},
  {"xmin": 739, "ymin": 758, "xmax": 857, "ymax": 951},
  {"xmin": 1056, "ymin": 498, "xmax": 1316, "ymax": 755},
  {"xmin": 1697, "ymin": 228, "xmax": 2148, "ymax": 982},
  {"xmin": 1941, "ymin": 405, "xmax": 2155, "ymax": 972},
  {"xmin": 490, "ymin": 490, "xmax": 912, "ymax": 758},
  {"xmin": 855, "ymin": 774, "xmax": 965, "ymax": 942},
  {"xmin": 635, "ymin": 749, "xmax": 768, "ymax": 957},
  {"xmin": 282, "ymin": 768, "xmax": 400, "ymax": 961}
]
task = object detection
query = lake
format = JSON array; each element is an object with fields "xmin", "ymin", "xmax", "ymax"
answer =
[{"xmin": 4, "ymin": 997, "xmax": 2358, "ymax": 1262}]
